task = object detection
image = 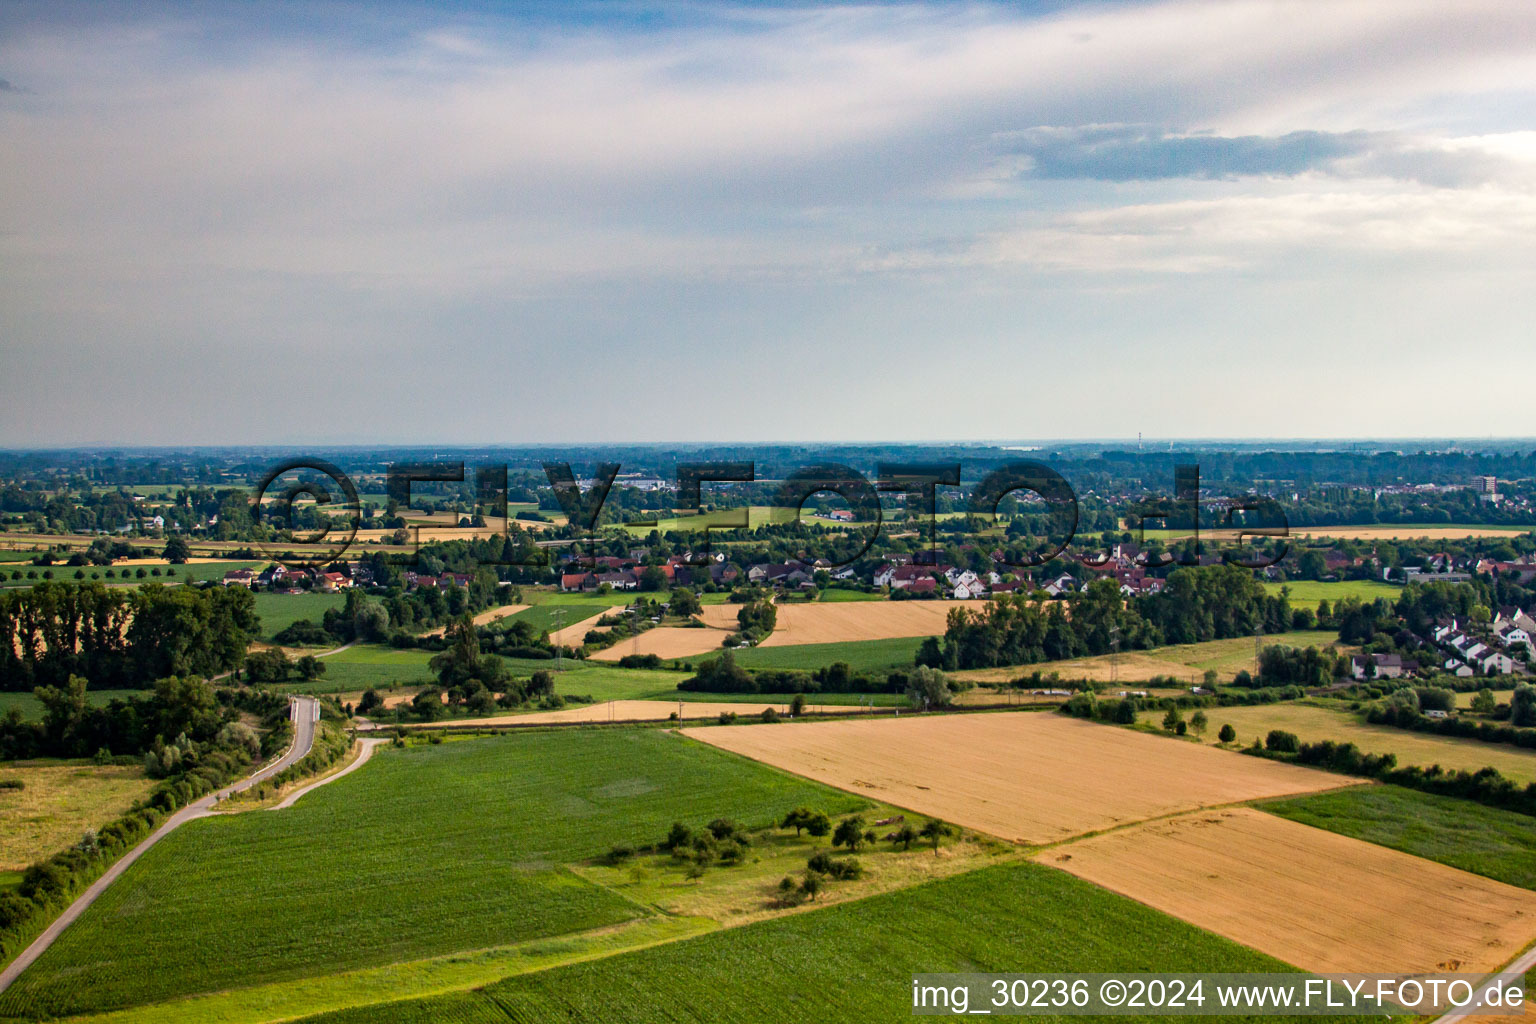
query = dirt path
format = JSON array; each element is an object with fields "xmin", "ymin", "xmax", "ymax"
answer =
[{"xmin": 0, "ymin": 697, "xmax": 321, "ymax": 995}]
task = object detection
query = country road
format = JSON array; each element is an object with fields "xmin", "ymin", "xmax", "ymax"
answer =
[{"xmin": 0, "ymin": 695, "xmax": 322, "ymax": 995}]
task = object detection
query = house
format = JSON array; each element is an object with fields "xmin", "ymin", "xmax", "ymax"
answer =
[
  {"xmin": 595, "ymin": 570, "xmax": 639, "ymax": 590},
  {"xmin": 1350, "ymin": 653, "xmax": 1414, "ymax": 680},
  {"xmin": 561, "ymin": 572, "xmax": 598, "ymax": 592},
  {"xmin": 905, "ymin": 578, "xmax": 938, "ymax": 595},
  {"xmin": 316, "ymin": 571, "xmax": 350, "ymax": 592},
  {"xmin": 1442, "ymin": 657, "xmax": 1475, "ymax": 677},
  {"xmin": 889, "ymin": 565, "xmax": 942, "ymax": 590},
  {"xmin": 441, "ymin": 572, "xmax": 473, "ymax": 588},
  {"xmin": 222, "ymin": 569, "xmax": 256, "ymax": 587},
  {"xmin": 952, "ymin": 580, "xmax": 987, "ymax": 600},
  {"xmin": 1480, "ymin": 651, "xmax": 1517, "ymax": 675},
  {"xmin": 1042, "ymin": 573, "xmax": 1077, "ymax": 597}
]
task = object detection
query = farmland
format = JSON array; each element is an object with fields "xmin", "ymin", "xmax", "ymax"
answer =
[
  {"xmin": 699, "ymin": 599, "xmax": 959, "ymax": 647},
  {"xmin": 0, "ymin": 688, "xmax": 142, "ymax": 723},
  {"xmin": 0, "ymin": 759, "xmax": 158, "ymax": 870},
  {"xmin": 274, "ymin": 644, "xmax": 437, "ymax": 695},
  {"xmin": 510, "ymin": 591, "xmax": 636, "ymax": 636},
  {"xmin": 1050, "ymin": 807, "xmax": 1536, "ymax": 975},
  {"xmin": 731, "ymin": 636, "xmax": 925, "ymax": 673},
  {"xmin": 1260, "ymin": 579, "xmax": 1401, "ymax": 608},
  {"xmin": 285, "ymin": 861, "xmax": 1342, "ymax": 1024},
  {"xmin": 1156, "ymin": 701, "xmax": 1536, "ymax": 783},
  {"xmin": 951, "ymin": 631, "xmax": 1344, "ymax": 685},
  {"xmin": 374, "ymin": 699, "xmax": 878, "ymax": 728},
  {"xmin": 1262, "ymin": 785, "xmax": 1536, "ymax": 891},
  {"xmin": 683, "ymin": 712, "xmax": 1359, "ymax": 844},
  {"xmin": 251, "ymin": 591, "xmax": 346, "ymax": 642},
  {"xmin": 0, "ymin": 730, "xmax": 865, "ymax": 1018},
  {"xmin": 588, "ymin": 625, "xmax": 724, "ymax": 661}
]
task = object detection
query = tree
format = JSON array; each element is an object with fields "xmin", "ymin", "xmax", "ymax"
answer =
[
  {"xmin": 357, "ymin": 689, "xmax": 383, "ymax": 715},
  {"xmin": 1471, "ymin": 688, "xmax": 1497, "ymax": 714},
  {"xmin": 804, "ymin": 811, "xmax": 832, "ymax": 838},
  {"xmin": 832, "ymin": 816, "xmax": 866, "ymax": 852},
  {"xmin": 1265, "ymin": 729, "xmax": 1300, "ymax": 753},
  {"xmin": 664, "ymin": 822, "xmax": 692, "ymax": 850},
  {"xmin": 919, "ymin": 818, "xmax": 953, "ymax": 853},
  {"xmin": 668, "ymin": 588, "xmax": 701, "ymax": 616},
  {"xmin": 1113, "ymin": 699, "xmax": 1137, "ymax": 724},
  {"xmin": 904, "ymin": 665, "xmax": 951, "ymax": 709},
  {"xmin": 789, "ymin": 693, "xmax": 807, "ymax": 717},
  {"xmin": 1161, "ymin": 707, "xmax": 1183, "ymax": 733},
  {"xmin": 161, "ymin": 536, "xmax": 192, "ymax": 564},
  {"xmin": 1190, "ymin": 710, "xmax": 1208, "ymax": 737},
  {"xmin": 294, "ymin": 655, "xmax": 325, "ymax": 681},
  {"xmin": 638, "ymin": 566, "xmax": 667, "ymax": 592},
  {"xmin": 411, "ymin": 687, "xmax": 444, "ymax": 721},
  {"xmin": 1218, "ymin": 723, "xmax": 1237, "ymax": 743},
  {"xmin": 1512, "ymin": 684, "xmax": 1536, "ymax": 728},
  {"xmin": 781, "ymin": 806, "xmax": 820, "ymax": 836},
  {"xmin": 892, "ymin": 824, "xmax": 918, "ymax": 850},
  {"xmin": 798, "ymin": 872, "xmax": 822, "ymax": 902},
  {"xmin": 244, "ymin": 648, "xmax": 291, "ymax": 683}
]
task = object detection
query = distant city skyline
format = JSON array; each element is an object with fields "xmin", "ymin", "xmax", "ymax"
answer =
[{"xmin": 2, "ymin": 1, "xmax": 1533, "ymax": 445}]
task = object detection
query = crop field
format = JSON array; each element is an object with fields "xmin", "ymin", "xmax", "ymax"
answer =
[
  {"xmin": 1261, "ymin": 579, "xmax": 1402, "ymax": 608},
  {"xmin": 1162, "ymin": 702, "xmax": 1536, "ymax": 783},
  {"xmin": 950, "ymin": 631, "xmax": 1343, "ymax": 685},
  {"xmin": 589, "ymin": 625, "xmax": 727, "ymax": 661},
  {"xmin": 1050, "ymin": 807, "xmax": 1536, "ymax": 975},
  {"xmin": 0, "ymin": 759, "xmax": 157, "ymax": 870},
  {"xmin": 1263, "ymin": 785, "xmax": 1536, "ymax": 890},
  {"xmin": 0, "ymin": 729, "xmax": 865, "ymax": 1018},
  {"xmin": 511, "ymin": 591, "xmax": 636, "ymax": 636},
  {"xmin": 285, "ymin": 860, "xmax": 1345, "ymax": 1024},
  {"xmin": 731, "ymin": 636, "xmax": 925, "ymax": 673},
  {"xmin": 683, "ymin": 712, "xmax": 1358, "ymax": 844},
  {"xmin": 252, "ymin": 591, "xmax": 346, "ymax": 642},
  {"xmin": 697, "ymin": 599, "xmax": 960, "ymax": 647},
  {"xmin": 376, "ymin": 698, "xmax": 876, "ymax": 728},
  {"xmin": 1290, "ymin": 525, "xmax": 1536, "ymax": 540}
]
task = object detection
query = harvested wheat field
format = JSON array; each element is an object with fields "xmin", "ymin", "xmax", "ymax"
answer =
[
  {"xmin": 697, "ymin": 599, "xmax": 962, "ymax": 647},
  {"xmin": 589, "ymin": 627, "xmax": 728, "ymax": 661},
  {"xmin": 366, "ymin": 699, "xmax": 868, "ymax": 728},
  {"xmin": 419, "ymin": 603, "xmax": 527, "ymax": 637},
  {"xmin": 1050, "ymin": 807, "xmax": 1536, "ymax": 975},
  {"xmin": 1291, "ymin": 525, "xmax": 1536, "ymax": 541},
  {"xmin": 681, "ymin": 713, "xmax": 1359, "ymax": 844}
]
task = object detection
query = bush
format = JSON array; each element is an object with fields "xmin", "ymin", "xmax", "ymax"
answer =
[
  {"xmin": 1218, "ymin": 723, "xmax": 1237, "ymax": 743},
  {"xmin": 601, "ymin": 844, "xmax": 635, "ymax": 866},
  {"xmin": 1265, "ymin": 729, "xmax": 1300, "ymax": 753},
  {"xmin": 0, "ymin": 779, "xmax": 23, "ymax": 791}
]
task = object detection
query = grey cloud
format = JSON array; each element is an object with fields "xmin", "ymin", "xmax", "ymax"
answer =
[
  {"xmin": 0, "ymin": 78, "xmax": 29, "ymax": 94},
  {"xmin": 999, "ymin": 125, "xmax": 1513, "ymax": 187}
]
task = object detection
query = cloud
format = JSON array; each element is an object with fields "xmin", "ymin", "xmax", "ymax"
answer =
[
  {"xmin": 0, "ymin": 77, "xmax": 29, "ymax": 94},
  {"xmin": 994, "ymin": 124, "xmax": 1526, "ymax": 187}
]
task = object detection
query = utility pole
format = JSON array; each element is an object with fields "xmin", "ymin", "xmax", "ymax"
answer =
[
  {"xmin": 1110, "ymin": 625, "xmax": 1121, "ymax": 687},
  {"xmin": 552, "ymin": 608, "xmax": 565, "ymax": 673}
]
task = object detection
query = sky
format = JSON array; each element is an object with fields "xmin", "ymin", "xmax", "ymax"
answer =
[{"xmin": 1, "ymin": 0, "xmax": 1534, "ymax": 446}]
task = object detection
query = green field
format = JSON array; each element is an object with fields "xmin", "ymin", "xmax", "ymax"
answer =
[
  {"xmin": 0, "ymin": 688, "xmax": 143, "ymax": 722},
  {"xmin": 0, "ymin": 559, "xmax": 261, "ymax": 588},
  {"xmin": 1263, "ymin": 786, "xmax": 1536, "ymax": 891},
  {"xmin": 252, "ymin": 591, "xmax": 347, "ymax": 642},
  {"xmin": 509, "ymin": 591, "xmax": 638, "ymax": 634},
  {"xmin": 1261, "ymin": 579, "xmax": 1402, "ymax": 609},
  {"xmin": 287, "ymin": 861, "xmax": 1342, "ymax": 1024},
  {"xmin": 732, "ymin": 637, "xmax": 924, "ymax": 674},
  {"xmin": 1, "ymin": 730, "xmax": 865, "ymax": 1017},
  {"xmin": 272, "ymin": 644, "xmax": 438, "ymax": 694}
]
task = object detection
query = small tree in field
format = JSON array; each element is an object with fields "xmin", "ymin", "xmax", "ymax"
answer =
[
  {"xmin": 1161, "ymin": 707, "xmax": 1183, "ymax": 733},
  {"xmin": 1218, "ymin": 723, "xmax": 1236, "ymax": 743},
  {"xmin": 892, "ymin": 824, "xmax": 918, "ymax": 850},
  {"xmin": 799, "ymin": 872, "xmax": 822, "ymax": 902},
  {"xmin": 804, "ymin": 811, "xmax": 832, "ymax": 838},
  {"xmin": 832, "ymin": 816, "xmax": 866, "ymax": 852},
  {"xmin": 919, "ymin": 818, "xmax": 953, "ymax": 853},
  {"xmin": 1190, "ymin": 710, "xmax": 1208, "ymax": 737},
  {"xmin": 790, "ymin": 693, "xmax": 807, "ymax": 717}
]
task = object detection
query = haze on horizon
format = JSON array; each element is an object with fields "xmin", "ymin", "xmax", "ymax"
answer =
[{"xmin": 1, "ymin": 1, "xmax": 1533, "ymax": 447}]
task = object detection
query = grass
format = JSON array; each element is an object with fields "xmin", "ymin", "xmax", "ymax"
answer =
[
  {"xmin": 0, "ymin": 689, "xmax": 143, "ymax": 723},
  {"xmin": 1, "ymin": 729, "xmax": 866, "ymax": 1018},
  {"xmin": 0, "ymin": 560, "xmax": 261, "ymax": 589},
  {"xmin": 1262, "ymin": 579, "xmax": 1402, "ymax": 609},
  {"xmin": 252, "ymin": 591, "xmax": 347, "ymax": 642},
  {"xmin": 1154, "ymin": 701, "xmax": 1536, "ymax": 784},
  {"xmin": 732, "ymin": 637, "xmax": 925, "ymax": 674},
  {"xmin": 285, "ymin": 860, "xmax": 1359, "ymax": 1024},
  {"xmin": 271, "ymin": 644, "xmax": 438, "ymax": 695},
  {"xmin": 1262, "ymin": 786, "xmax": 1536, "ymax": 891},
  {"xmin": 810, "ymin": 588, "xmax": 885, "ymax": 602},
  {"xmin": 0, "ymin": 759, "xmax": 158, "ymax": 871},
  {"xmin": 509, "ymin": 591, "xmax": 637, "ymax": 634}
]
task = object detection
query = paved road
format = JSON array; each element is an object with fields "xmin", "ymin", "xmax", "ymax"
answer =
[
  {"xmin": 1432, "ymin": 946, "xmax": 1536, "ymax": 1024},
  {"xmin": 0, "ymin": 696, "xmax": 321, "ymax": 995}
]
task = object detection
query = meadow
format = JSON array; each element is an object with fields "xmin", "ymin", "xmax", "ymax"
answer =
[
  {"xmin": 0, "ymin": 729, "xmax": 865, "ymax": 1018},
  {"xmin": 287, "ymin": 861, "xmax": 1346, "ymax": 1024},
  {"xmin": 731, "ymin": 636, "xmax": 924, "ymax": 673},
  {"xmin": 508, "ymin": 591, "xmax": 636, "ymax": 635},
  {"xmin": 0, "ymin": 689, "xmax": 143, "ymax": 723},
  {"xmin": 272, "ymin": 644, "xmax": 438, "ymax": 695},
  {"xmin": 0, "ymin": 759, "xmax": 157, "ymax": 870},
  {"xmin": 1261, "ymin": 579, "xmax": 1402, "ymax": 608},
  {"xmin": 1155, "ymin": 701, "xmax": 1536, "ymax": 784},
  {"xmin": 1262, "ymin": 785, "xmax": 1536, "ymax": 891},
  {"xmin": 252, "ymin": 591, "xmax": 346, "ymax": 642}
]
